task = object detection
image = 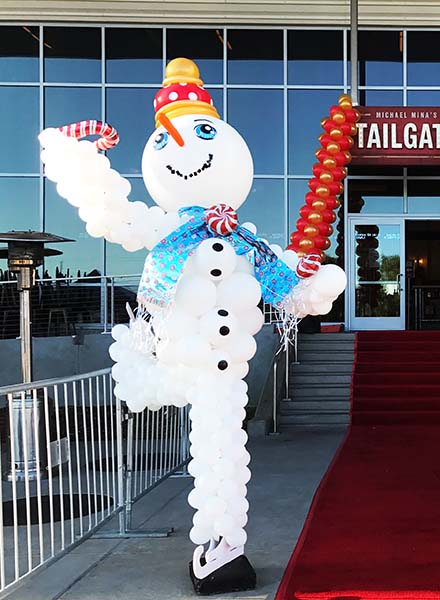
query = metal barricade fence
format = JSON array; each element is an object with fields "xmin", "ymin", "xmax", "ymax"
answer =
[{"xmin": 0, "ymin": 369, "xmax": 190, "ymax": 596}]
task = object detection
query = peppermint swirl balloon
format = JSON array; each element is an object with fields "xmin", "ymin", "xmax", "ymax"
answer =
[{"xmin": 205, "ymin": 204, "xmax": 239, "ymax": 236}]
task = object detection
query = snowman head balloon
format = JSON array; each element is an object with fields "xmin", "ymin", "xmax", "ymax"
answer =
[{"xmin": 141, "ymin": 58, "xmax": 254, "ymax": 213}]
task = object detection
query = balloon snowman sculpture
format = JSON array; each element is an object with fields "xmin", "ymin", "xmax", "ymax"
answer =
[{"xmin": 38, "ymin": 58, "xmax": 349, "ymax": 594}]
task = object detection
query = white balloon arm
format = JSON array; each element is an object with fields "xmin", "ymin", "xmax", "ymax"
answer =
[{"xmin": 39, "ymin": 127, "xmax": 185, "ymax": 252}]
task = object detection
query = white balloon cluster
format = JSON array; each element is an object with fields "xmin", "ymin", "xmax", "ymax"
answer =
[
  {"xmin": 110, "ymin": 236, "xmax": 264, "ymax": 547},
  {"xmin": 38, "ymin": 128, "xmax": 182, "ymax": 252},
  {"xmin": 284, "ymin": 263, "xmax": 347, "ymax": 318}
]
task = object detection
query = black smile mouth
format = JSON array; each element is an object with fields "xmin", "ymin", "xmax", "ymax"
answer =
[{"xmin": 166, "ymin": 154, "xmax": 213, "ymax": 180}]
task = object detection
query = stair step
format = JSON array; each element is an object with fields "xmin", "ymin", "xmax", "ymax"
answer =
[
  {"xmin": 290, "ymin": 363, "xmax": 354, "ymax": 374},
  {"xmin": 289, "ymin": 388, "xmax": 351, "ymax": 399},
  {"xmin": 298, "ymin": 351, "xmax": 354, "ymax": 362},
  {"xmin": 299, "ymin": 333, "xmax": 356, "ymax": 341},
  {"xmin": 299, "ymin": 342, "xmax": 356, "ymax": 351},
  {"xmin": 356, "ymin": 351, "xmax": 440, "ymax": 362},
  {"xmin": 291, "ymin": 374, "xmax": 351, "ymax": 385},
  {"xmin": 281, "ymin": 400, "xmax": 349, "ymax": 413},
  {"xmin": 279, "ymin": 413, "xmax": 350, "ymax": 426}
]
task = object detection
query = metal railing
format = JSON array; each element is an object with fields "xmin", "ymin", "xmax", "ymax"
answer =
[
  {"xmin": 0, "ymin": 274, "xmax": 141, "ymax": 339},
  {"xmin": 0, "ymin": 369, "xmax": 190, "ymax": 596},
  {"xmin": 413, "ymin": 285, "xmax": 440, "ymax": 330}
]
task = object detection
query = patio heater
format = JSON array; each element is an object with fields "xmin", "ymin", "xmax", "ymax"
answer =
[{"xmin": 0, "ymin": 231, "xmax": 72, "ymax": 481}]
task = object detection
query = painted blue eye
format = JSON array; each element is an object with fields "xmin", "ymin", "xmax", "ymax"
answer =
[
  {"xmin": 194, "ymin": 124, "xmax": 217, "ymax": 140},
  {"xmin": 153, "ymin": 131, "xmax": 169, "ymax": 150}
]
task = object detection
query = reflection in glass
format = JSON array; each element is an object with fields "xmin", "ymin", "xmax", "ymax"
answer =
[
  {"xmin": 289, "ymin": 89, "xmax": 341, "ymax": 175},
  {"xmin": 288, "ymin": 179, "xmax": 309, "ymax": 236},
  {"xmin": 227, "ymin": 30, "xmax": 283, "ymax": 85},
  {"xmin": 0, "ymin": 26, "xmax": 39, "ymax": 82},
  {"xmin": 238, "ymin": 179, "xmax": 284, "ymax": 246},
  {"xmin": 0, "ymin": 178, "xmax": 39, "ymax": 231},
  {"xmin": 288, "ymin": 30, "xmax": 343, "ymax": 85},
  {"xmin": 229, "ymin": 90, "xmax": 283, "ymax": 175},
  {"xmin": 44, "ymin": 87, "xmax": 101, "ymax": 128},
  {"xmin": 44, "ymin": 180, "xmax": 103, "ymax": 278},
  {"xmin": 348, "ymin": 179, "xmax": 404, "ymax": 214},
  {"xmin": 353, "ymin": 30, "xmax": 403, "ymax": 87},
  {"xmin": 408, "ymin": 179, "xmax": 440, "ymax": 214},
  {"xmin": 408, "ymin": 32, "xmax": 440, "ymax": 86},
  {"xmin": 361, "ymin": 89, "xmax": 403, "ymax": 106},
  {"xmin": 106, "ymin": 88, "xmax": 156, "ymax": 175},
  {"xmin": 44, "ymin": 27, "xmax": 101, "ymax": 83},
  {"xmin": 106, "ymin": 28, "xmax": 162, "ymax": 83},
  {"xmin": 106, "ymin": 179, "xmax": 154, "ymax": 276},
  {"xmin": 167, "ymin": 29, "xmax": 223, "ymax": 84},
  {"xmin": 407, "ymin": 90, "xmax": 440, "ymax": 107},
  {"xmin": 1, "ymin": 87, "xmax": 40, "ymax": 173},
  {"xmin": 354, "ymin": 224, "xmax": 401, "ymax": 318}
]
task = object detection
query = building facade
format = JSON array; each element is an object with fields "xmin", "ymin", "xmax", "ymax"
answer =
[{"xmin": 2, "ymin": 2, "xmax": 440, "ymax": 331}]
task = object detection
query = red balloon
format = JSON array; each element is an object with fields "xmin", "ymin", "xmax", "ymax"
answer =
[
  {"xmin": 325, "ymin": 196, "xmax": 341, "ymax": 210},
  {"xmin": 328, "ymin": 181, "xmax": 344, "ymax": 195},
  {"xmin": 299, "ymin": 205, "xmax": 313, "ymax": 219},
  {"xmin": 296, "ymin": 217, "xmax": 310, "ymax": 231},
  {"xmin": 321, "ymin": 209, "xmax": 337, "ymax": 224},
  {"xmin": 333, "ymin": 152, "xmax": 348, "ymax": 166},
  {"xmin": 331, "ymin": 167, "xmax": 347, "ymax": 181},
  {"xmin": 317, "ymin": 222, "xmax": 333, "ymax": 236},
  {"xmin": 305, "ymin": 192, "xmax": 319, "ymax": 205},
  {"xmin": 308, "ymin": 178, "xmax": 321, "ymax": 193},
  {"xmin": 290, "ymin": 232, "xmax": 303, "ymax": 246},
  {"xmin": 312, "ymin": 163, "xmax": 325, "ymax": 178},
  {"xmin": 340, "ymin": 122, "xmax": 352, "ymax": 135},
  {"xmin": 313, "ymin": 235, "xmax": 328, "ymax": 250},
  {"xmin": 338, "ymin": 136, "xmax": 353, "ymax": 151},
  {"xmin": 319, "ymin": 134, "xmax": 334, "ymax": 148},
  {"xmin": 316, "ymin": 149, "xmax": 331, "ymax": 164},
  {"xmin": 344, "ymin": 108, "xmax": 360, "ymax": 123},
  {"xmin": 322, "ymin": 118, "xmax": 337, "ymax": 134}
]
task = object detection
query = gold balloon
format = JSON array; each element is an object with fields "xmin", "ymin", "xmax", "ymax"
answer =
[
  {"xmin": 350, "ymin": 124, "xmax": 358, "ymax": 136},
  {"xmin": 304, "ymin": 224, "xmax": 319, "ymax": 237},
  {"xmin": 326, "ymin": 141, "xmax": 340, "ymax": 155},
  {"xmin": 312, "ymin": 199, "xmax": 327, "ymax": 211},
  {"xmin": 316, "ymin": 185, "xmax": 330, "ymax": 198},
  {"xmin": 323, "ymin": 157, "xmax": 337, "ymax": 169},
  {"xmin": 319, "ymin": 171, "xmax": 334, "ymax": 184},
  {"xmin": 321, "ymin": 116, "xmax": 330, "ymax": 128},
  {"xmin": 339, "ymin": 96, "xmax": 353, "ymax": 111},
  {"xmin": 308, "ymin": 211, "xmax": 324, "ymax": 224},
  {"xmin": 332, "ymin": 111, "xmax": 346, "ymax": 125},
  {"xmin": 298, "ymin": 238, "xmax": 314, "ymax": 251},
  {"xmin": 330, "ymin": 127, "xmax": 343, "ymax": 140},
  {"xmin": 322, "ymin": 238, "xmax": 331, "ymax": 250}
]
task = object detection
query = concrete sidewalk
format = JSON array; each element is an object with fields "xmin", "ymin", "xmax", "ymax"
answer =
[{"xmin": 6, "ymin": 427, "xmax": 346, "ymax": 600}]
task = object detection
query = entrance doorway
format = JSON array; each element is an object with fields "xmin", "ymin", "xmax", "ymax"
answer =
[
  {"xmin": 348, "ymin": 217, "xmax": 405, "ymax": 330},
  {"xmin": 406, "ymin": 220, "xmax": 440, "ymax": 330},
  {"xmin": 348, "ymin": 218, "xmax": 440, "ymax": 330}
]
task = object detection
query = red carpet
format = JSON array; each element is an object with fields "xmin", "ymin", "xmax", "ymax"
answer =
[{"xmin": 275, "ymin": 331, "xmax": 440, "ymax": 600}]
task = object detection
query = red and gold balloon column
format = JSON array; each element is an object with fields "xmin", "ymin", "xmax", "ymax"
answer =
[{"xmin": 288, "ymin": 94, "xmax": 361, "ymax": 261}]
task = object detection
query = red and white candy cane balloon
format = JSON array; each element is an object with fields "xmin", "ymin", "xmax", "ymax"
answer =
[{"xmin": 59, "ymin": 120, "xmax": 120, "ymax": 151}]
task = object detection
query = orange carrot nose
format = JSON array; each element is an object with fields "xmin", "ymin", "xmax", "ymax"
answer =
[{"xmin": 157, "ymin": 112, "xmax": 185, "ymax": 147}]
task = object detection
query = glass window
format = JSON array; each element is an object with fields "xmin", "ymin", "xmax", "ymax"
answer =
[
  {"xmin": 1, "ymin": 87, "xmax": 40, "ymax": 173},
  {"xmin": 106, "ymin": 88, "xmax": 156, "ymax": 175},
  {"xmin": 106, "ymin": 28, "xmax": 162, "ymax": 84},
  {"xmin": 0, "ymin": 26, "xmax": 39, "ymax": 82},
  {"xmin": 44, "ymin": 180, "xmax": 103, "ymax": 278},
  {"xmin": 0, "ymin": 177, "xmax": 39, "ymax": 231},
  {"xmin": 347, "ymin": 179, "xmax": 404, "ymax": 213},
  {"xmin": 360, "ymin": 89, "xmax": 403, "ymax": 106},
  {"xmin": 407, "ymin": 90, "xmax": 440, "ymax": 107},
  {"xmin": 288, "ymin": 30, "xmax": 343, "ymax": 86},
  {"xmin": 238, "ymin": 179, "xmax": 284, "ymax": 246},
  {"xmin": 207, "ymin": 88, "xmax": 223, "ymax": 119},
  {"xmin": 288, "ymin": 89, "xmax": 341, "ymax": 176},
  {"xmin": 166, "ymin": 29, "xmax": 223, "ymax": 84},
  {"xmin": 106, "ymin": 178, "xmax": 154, "ymax": 276},
  {"xmin": 288, "ymin": 179, "xmax": 309, "ymax": 235},
  {"xmin": 228, "ymin": 89, "xmax": 283, "ymax": 175},
  {"xmin": 408, "ymin": 179, "xmax": 440, "ymax": 214},
  {"xmin": 44, "ymin": 27, "xmax": 101, "ymax": 83},
  {"xmin": 227, "ymin": 30, "xmax": 283, "ymax": 85},
  {"xmin": 352, "ymin": 30, "xmax": 403, "ymax": 87},
  {"xmin": 44, "ymin": 87, "xmax": 101, "ymax": 128},
  {"xmin": 408, "ymin": 32, "xmax": 440, "ymax": 87}
]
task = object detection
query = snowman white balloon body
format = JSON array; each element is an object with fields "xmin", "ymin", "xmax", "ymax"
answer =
[{"xmin": 38, "ymin": 57, "xmax": 347, "ymax": 590}]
